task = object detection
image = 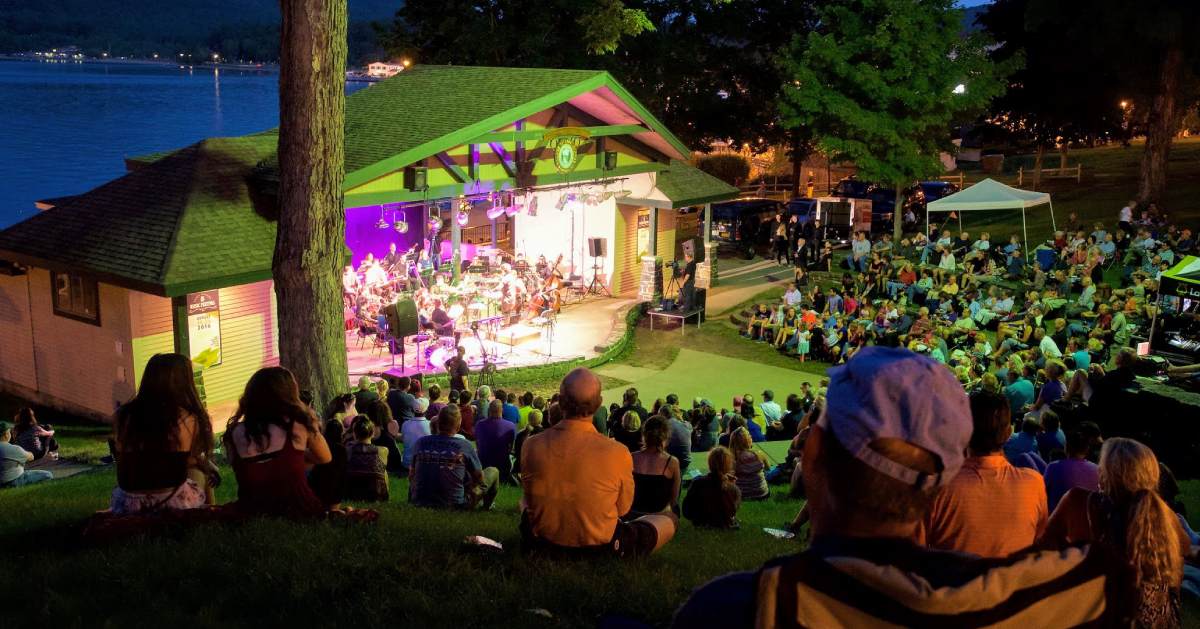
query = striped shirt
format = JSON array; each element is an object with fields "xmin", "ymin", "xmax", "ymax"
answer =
[{"xmin": 752, "ymin": 536, "xmax": 1113, "ymax": 628}]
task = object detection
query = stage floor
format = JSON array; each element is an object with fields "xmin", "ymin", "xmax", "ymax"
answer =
[{"xmin": 346, "ymin": 295, "xmax": 639, "ymax": 382}]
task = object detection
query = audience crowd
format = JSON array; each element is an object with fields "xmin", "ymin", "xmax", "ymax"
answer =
[{"xmin": 3, "ymin": 199, "xmax": 1199, "ymax": 627}]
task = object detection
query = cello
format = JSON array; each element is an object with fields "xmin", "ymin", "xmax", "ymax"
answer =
[{"xmin": 529, "ymin": 254, "xmax": 564, "ymax": 315}]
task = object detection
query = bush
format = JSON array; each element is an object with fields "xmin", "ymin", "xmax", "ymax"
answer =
[{"xmin": 696, "ymin": 154, "xmax": 751, "ymax": 186}]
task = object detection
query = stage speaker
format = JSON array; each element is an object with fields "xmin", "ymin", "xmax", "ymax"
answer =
[
  {"xmin": 588, "ymin": 237, "xmax": 607, "ymax": 258},
  {"xmin": 681, "ymin": 237, "xmax": 705, "ymax": 263},
  {"xmin": 695, "ymin": 288, "xmax": 707, "ymax": 320},
  {"xmin": 384, "ymin": 299, "xmax": 420, "ymax": 338},
  {"xmin": 403, "ymin": 166, "xmax": 428, "ymax": 191},
  {"xmin": 603, "ymin": 151, "xmax": 618, "ymax": 171}
]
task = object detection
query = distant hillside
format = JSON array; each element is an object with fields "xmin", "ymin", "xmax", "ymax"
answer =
[{"xmin": 0, "ymin": 0, "xmax": 400, "ymax": 62}]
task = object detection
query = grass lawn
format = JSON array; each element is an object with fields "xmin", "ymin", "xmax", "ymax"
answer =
[
  {"xmin": 0, "ymin": 464, "xmax": 803, "ymax": 628},
  {"xmin": 945, "ymin": 137, "xmax": 1200, "ymax": 244}
]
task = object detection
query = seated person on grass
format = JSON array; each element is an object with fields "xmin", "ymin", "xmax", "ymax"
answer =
[
  {"xmin": 110, "ymin": 353, "xmax": 216, "ymax": 513},
  {"xmin": 409, "ymin": 405, "xmax": 498, "ymax": 510},
  {"xmin": 344, "ymin": 416, "xmax": 389, "ymax": 503},
  {"xmin": 520, "ymin": 368, "xmax": 676, "ymax": 557},
  {"xmin": 672, "ymin": 347, "xmax": 1116, "ymax": 629},
  {"xmin": 224, "ymin": 367, "xmax": 333, "ymax": 518},
  {"xmin": 683, "ymin": 446, "xmax": 741, "ymax": 529},
  {"xmin": 0, "ymin": 420, "xmax": 53, "ymax": 489}
]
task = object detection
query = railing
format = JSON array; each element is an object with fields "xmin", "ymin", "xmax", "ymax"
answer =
[{"xmin": 1016, "ymin": 164, "xmax": 1082, "ymax": 186}]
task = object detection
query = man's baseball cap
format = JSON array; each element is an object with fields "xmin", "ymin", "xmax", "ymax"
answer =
[{"xmin": 817, "ymin": 346, "xmax": 971, "ymax": 490}]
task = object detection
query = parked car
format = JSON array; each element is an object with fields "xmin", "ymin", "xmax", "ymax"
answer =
[
  {"xmin": 710, "ymin": 198, "xmax": 783, "ymax": 258},
  {"xmin": 832, "ymin": 177, "xmax": 961, "ymax": 234}
]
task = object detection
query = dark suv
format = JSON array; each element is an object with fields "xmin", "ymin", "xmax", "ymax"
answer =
[{"xmin": 710, "ymin": 198, "xmax": 784, "ymax": 258}]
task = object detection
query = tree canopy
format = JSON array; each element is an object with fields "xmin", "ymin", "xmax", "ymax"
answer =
[
  {"xmin": 377, "ymin": 0, "xmax": 819, "ymax": 152},
  {"xmin": 778, "ymin": 0, "xmax": 1013, "ymax": 238}
]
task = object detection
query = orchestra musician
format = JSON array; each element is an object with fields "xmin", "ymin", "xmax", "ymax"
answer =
[{"xmin": 382, "ymin": 242, "xmax": 402, "ymax": 272}]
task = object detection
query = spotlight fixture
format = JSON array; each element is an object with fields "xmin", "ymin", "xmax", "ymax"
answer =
[
  {"xmin": 393, "ymin": 211, "xmax": 409, "ymax": 234},
  {"xmin": 457, "ymin": 209, "xmax": 470, "ymax": 226},
  {"xmin": 375, "ymin": 205, "xmax": 389, "ymax": 229},
  {"xmin": 428, "ymin": 215, "xmax": 443, "ymax": 232}
]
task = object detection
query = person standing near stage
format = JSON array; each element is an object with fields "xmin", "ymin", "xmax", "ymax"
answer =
[
  {"xmin": 678, "ymin": 251, "xmax": 697, "ymax": 312},
  {"xmin": 443, "ymin": 346, "xmax": 471, "ymax": 392}
]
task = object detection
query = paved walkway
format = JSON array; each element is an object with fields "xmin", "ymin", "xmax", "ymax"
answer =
[
  {"xmin": 600, "ymin": 347, "xmax": 821, "ymax": 413},
  {"xmin": 27, "ymin": 457, "xmax": 100, "ymax": 480}
]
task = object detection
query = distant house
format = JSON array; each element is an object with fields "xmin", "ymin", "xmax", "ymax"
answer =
[{"xmin": 367, "ymin": 62, "xmax": 404, "ymax": 78}]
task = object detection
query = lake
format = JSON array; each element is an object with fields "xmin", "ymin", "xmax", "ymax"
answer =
[{"xmin": 0, "ymin": 60, "xmax": 366, "ymax": 228}]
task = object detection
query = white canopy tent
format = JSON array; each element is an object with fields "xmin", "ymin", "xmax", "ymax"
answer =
[{"xmin": 925, "ymin": 178, "xmax": 1055, "ymax": 254}]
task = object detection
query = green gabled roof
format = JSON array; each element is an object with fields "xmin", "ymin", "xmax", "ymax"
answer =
[
  {"xmin": 341, "ymin": 65, "xmax": 693, "ymax": 188},
  {"xmin": 0, "ymin": 135, "xmax": 279, "ymax": 297},
  {"xmin": 655, "ymin": 160, "xmax": 740, "ymax": 207},
  {"xmin": 130, "ymin": 66, "xmax": 695, "ymax": 192}
]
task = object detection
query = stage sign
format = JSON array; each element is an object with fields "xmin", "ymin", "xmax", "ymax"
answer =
[
  {"xmin": 187, "ymin": 290, "xmax": 222, "ymax": 368},
  {"xmin": 540, "ymin": 128, "xmax": 592, "ymax": 174}
]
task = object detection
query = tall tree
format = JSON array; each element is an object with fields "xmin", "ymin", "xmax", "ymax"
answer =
[
  {"xmin": 778, "ymin": 0, "xmax": 1012, "ymax": 242},
  {"xmin": 374, "ymin": 0, "xmax": 652, "ymax": 69},
  {"xmin": 376, "ymin": 0, "xmax": 819, "ymax": 153},
  {"xmin": 1020, "ymin": 0, "xmax": 1200, "ymax": 203},
  {"xmin": 978, "ymin": 0, "xmax": 1122, "ymax": 190},
  {"xmin": 274, "ymin": 0, "xmax": 349, "ymax": 408}
]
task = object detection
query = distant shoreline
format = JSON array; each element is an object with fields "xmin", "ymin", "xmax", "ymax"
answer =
[{"xmin": 0, "ymin": 54, "xmax": 278, "ymax": 73}]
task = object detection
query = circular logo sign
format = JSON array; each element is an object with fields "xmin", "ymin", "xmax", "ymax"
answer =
[{"xmin": 541, "ymin": 128, "xmax": 592, "ymax": 174}]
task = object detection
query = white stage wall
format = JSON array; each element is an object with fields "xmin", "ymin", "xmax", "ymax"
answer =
[{"xmin": 513, "ymin": 188, "xmax": 617, "ymax": 289}]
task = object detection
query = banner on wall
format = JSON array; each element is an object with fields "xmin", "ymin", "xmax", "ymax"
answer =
[{"xmin": 186, "ymin": 290, "xmax": 222, "ymax": 368}]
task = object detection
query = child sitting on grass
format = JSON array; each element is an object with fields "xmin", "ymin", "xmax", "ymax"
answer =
[{"xmin": 682, "ymin": 446, "xmax": 741, "ymax": 529}]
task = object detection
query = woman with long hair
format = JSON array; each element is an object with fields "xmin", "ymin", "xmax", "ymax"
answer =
[
  {"xmin": 729, "ymin": 427, "xmax": 769, "ymax": 501},
  {"xmin": 1040, "ymin": 438, "xmax": 1188, "ymax": 627},
  {"xmin": 627, "ymin": 416, "xmax": 681, "ymax": 518},
  {"xmin": 110, "ymin": 353, "xmax": 214, "ymax": 513},
  {"xmin": 12, "ymin": 406, "xmax": 59, "ymax": 462},
  {"xmin": 224, "ymin": 367, "xmax": 332, "ymax": 517}
]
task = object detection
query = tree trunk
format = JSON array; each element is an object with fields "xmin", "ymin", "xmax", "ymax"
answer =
[
  {"xmin": 1059, "ymin": 144, "xmax": 1068, "ymax": 169},
  {"xmin": 274, "ymin": 0, "xmax": 349, "ymax": 410},
  {"xmin": 1031, "ymin": 144, "xmax": 1044, "ymax": 191},
  {"xmin": 1138, "ymin": 44, "xmax": 1184, "ymax": 204},
  {"xmin": 892, "ymin": 185, "xmax": 904, "ymax": 243}
]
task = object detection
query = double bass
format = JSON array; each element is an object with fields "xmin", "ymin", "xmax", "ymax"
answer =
[{"xmin": 529, "ymin": 254, "xmax": 564, "ymax": 315}]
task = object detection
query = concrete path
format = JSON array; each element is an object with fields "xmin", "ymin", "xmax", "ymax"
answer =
[
  {"xmin": 600, "ymin": 347, "xmax": 821, "ymax": 412},
  {"xmin": 27, "ymin": 457, "xmax": 100, "ymax": 480}
]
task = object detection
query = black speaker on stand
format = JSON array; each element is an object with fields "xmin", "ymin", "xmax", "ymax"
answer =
[
  {"xmin": 383, "ymin": 299, "xmax": 421, "ymax": 371},
  {"xmin": 585, "ymin": 237, "xmax": 611, "ymax": 297}
]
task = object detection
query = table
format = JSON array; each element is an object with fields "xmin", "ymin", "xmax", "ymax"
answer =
[{"xmin": 649, "ymin": 307, "xmax": 704, "ymax": 335}]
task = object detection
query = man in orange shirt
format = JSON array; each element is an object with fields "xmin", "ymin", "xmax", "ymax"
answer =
[
  {"xmin": 922, "ymin": 390, "xmax": 1048, "ymax": 558},
  {"xmin": 519, "ymin": 367, "xmax": 676, "ymax": 556}
]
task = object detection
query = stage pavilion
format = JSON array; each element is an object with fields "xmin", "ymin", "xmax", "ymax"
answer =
[{"xmin": 0, "ymin": 65, "xmax": 738, "ymax": 420}]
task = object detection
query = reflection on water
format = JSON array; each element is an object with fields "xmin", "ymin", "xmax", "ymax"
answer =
[{"xmin": 0, "ymin": 60, "xmax": 366, "ymax": 228}]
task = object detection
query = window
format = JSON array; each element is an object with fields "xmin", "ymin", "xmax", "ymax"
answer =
[{"xmin": 51, "ymin": 271, "xmax": 100, "ymax": 325}]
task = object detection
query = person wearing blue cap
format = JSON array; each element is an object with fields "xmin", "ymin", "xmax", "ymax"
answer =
[{"xmin": 672, "ymin": 346, "xmax": 1116, "ymax": 629}]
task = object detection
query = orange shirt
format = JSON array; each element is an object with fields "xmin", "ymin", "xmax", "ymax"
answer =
[
  {"xmin": 520, "ymin": 418, "xmax": 634, "ymax": 547},
  {"xmin": 922, "ymin": 454, "xmax": 1048, "ymax": 558}
]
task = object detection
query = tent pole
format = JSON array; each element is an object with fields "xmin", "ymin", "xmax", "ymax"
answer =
[
  {"xmin": 1049, "ymin": 199, "xmax": 1057, "ymax": 233},
  {"xmin": 1021, "ymin": 208, "xmax": 1029, "ymax": 255},
  {"xmin": 925, "ymin": 209, "xmax": 930, "ymax": 243}
]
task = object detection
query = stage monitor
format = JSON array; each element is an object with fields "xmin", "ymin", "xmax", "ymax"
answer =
[{"xmin": 384, "ymin": 299, "xmax": 420, "ymax": 338}]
